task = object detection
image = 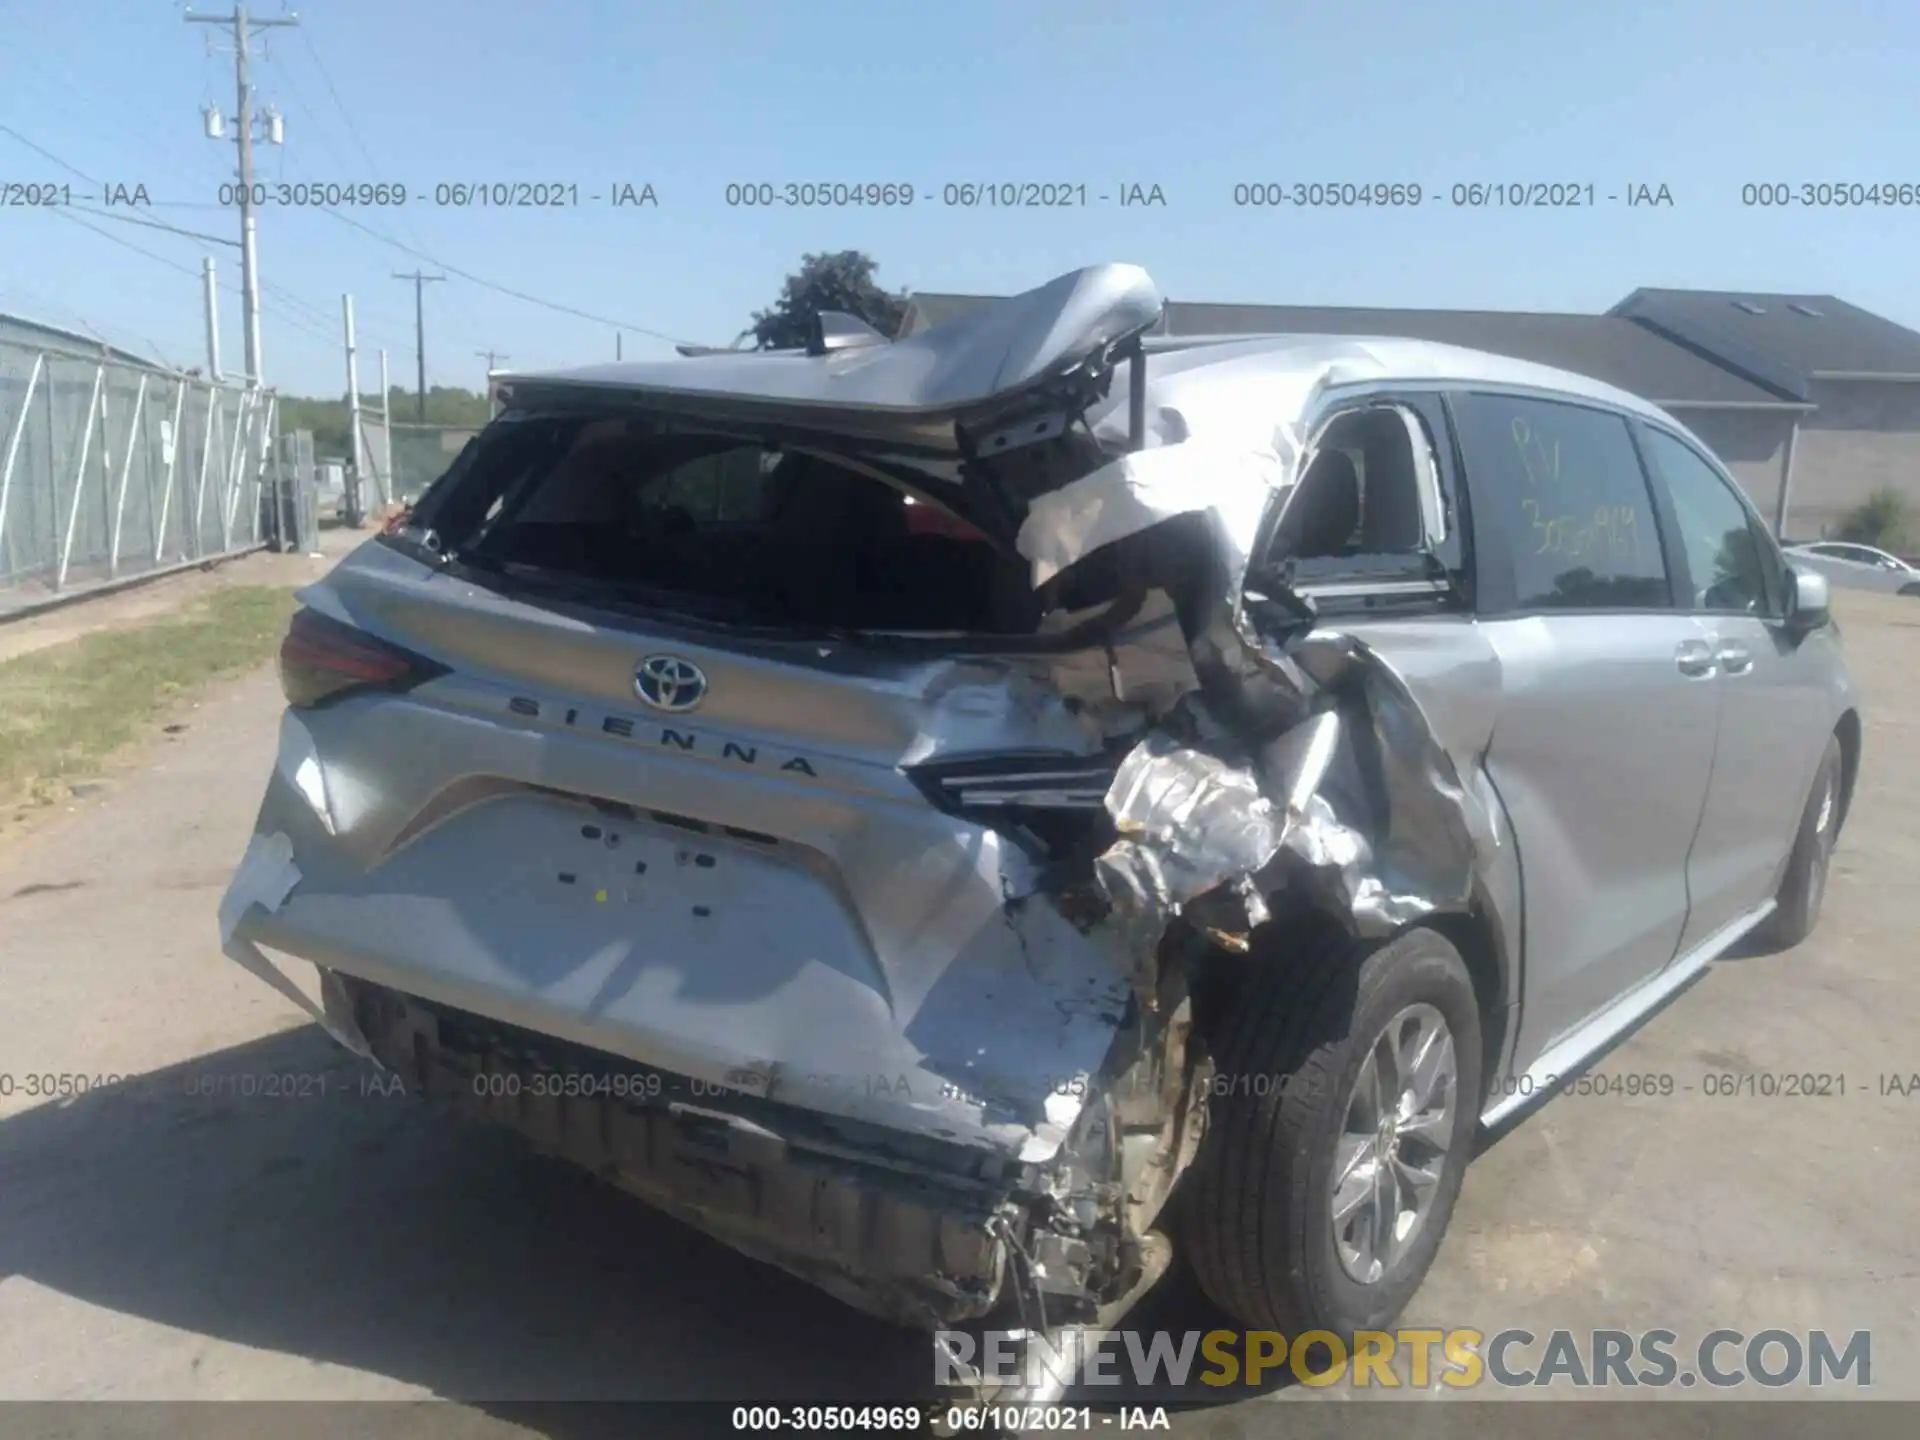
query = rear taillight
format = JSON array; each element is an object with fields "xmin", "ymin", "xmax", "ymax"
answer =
[
  {"xmin": 908, "ymin": 750, "xmax": 1123, "ymax": 858},
  {"xmin": 913, "ymin": 752, "xmax": 1120, "ymax": 811},
  {"xmin": 278, "ymin": 607, "xmax": 447, "ymax": 709}
]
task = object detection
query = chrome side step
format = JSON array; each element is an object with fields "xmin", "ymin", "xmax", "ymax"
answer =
[{"xmin": 1478, "ymin": 899, "xmax": 1777, "ymax": 1134}]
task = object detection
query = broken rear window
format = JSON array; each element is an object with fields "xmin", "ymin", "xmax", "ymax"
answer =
[{"xmin": 416, "ymin": 413, "xmax": 1055, "ymax": 635}]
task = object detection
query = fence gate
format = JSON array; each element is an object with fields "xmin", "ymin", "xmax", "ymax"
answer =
[
  {"xmin": 274, "ymin": 427, "xmax": 320, "ymax": 555},
  {"xmin": 357, "ymin": 410, "xmax": 393, "ymax": 510},
  {"xmin": 0, "ymin": 339, "xmax": 278, "ymax": 618}
]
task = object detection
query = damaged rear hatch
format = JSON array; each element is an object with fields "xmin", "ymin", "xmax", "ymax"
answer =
[{"xmin": 220, "ymin": 265, "xmax": 1187, "ymax": 1169}]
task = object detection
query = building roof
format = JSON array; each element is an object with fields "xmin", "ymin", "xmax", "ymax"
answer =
[
  {"xmin": 1611, "ymin": 288, "xmax": 1920, "ymax": 389},
  {"xmin": 0, "ymin": 311, "xmax": 176, "ymax": 374},
  {"xmin": 899, "ymin": 293, "xmax": 1803, "ymax": 409}
]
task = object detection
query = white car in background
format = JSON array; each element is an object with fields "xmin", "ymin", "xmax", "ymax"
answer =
[{"xmin": 1785, "ymin": 541, "xmax": 1920, "ymax": 596}]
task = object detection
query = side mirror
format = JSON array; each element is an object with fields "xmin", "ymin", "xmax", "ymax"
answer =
[{"xmin": 1785, "ymin": 563, "xmax": 1831, "ymax": 635}]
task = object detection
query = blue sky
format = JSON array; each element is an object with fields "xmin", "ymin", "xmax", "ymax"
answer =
[{"xmin": 3, "ymin": 0, "xmax": 1918, "ymax": 396}]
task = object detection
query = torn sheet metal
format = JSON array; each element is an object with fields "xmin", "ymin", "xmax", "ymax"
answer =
[
  {"xmin": 1017, "ymin": 440, "xmax": 1285, "ymax": 589},
  {"xmin": 217, "ymin": 830, "xmax": 302, "ymax": 945},
  {"xmin": 1094, "ymin": 730, "xmax": 1283, "ymax": 935},
  {"xmin": 1090, "ymin": 624, "xmax": 1483, "ymax": 949},
  {"xmin": 1266, "ymin": 631, "xmax": 1482, "ymax": 936},
  {"xmin": 217, "ymin": 830, "xmax": 374, "ymax": 1059}
]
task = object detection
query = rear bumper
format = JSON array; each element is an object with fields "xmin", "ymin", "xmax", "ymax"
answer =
[
  {"xmin": 215, "ymin": 743, "xmax": 1170, "ymax": 1329},
  {"xmin": 223, "ymin": 729, "xmax": 1135, "ymax": 1166},
  {"xmin": 332, "ymin": 973, "xmax": 1019, "ymax": 1328}
]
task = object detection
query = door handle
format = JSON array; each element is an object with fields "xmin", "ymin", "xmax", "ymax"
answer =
[
  {"xmin": 1713, "ymin": 641, "xmax": 1753, "ymax": 676},
  {"xmin": 1674, "ymin": 639, "xmax": 1718, "ymax": 678}
]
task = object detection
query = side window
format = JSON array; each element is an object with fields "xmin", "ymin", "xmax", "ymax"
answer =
[
  {"xmin": 1639, "ymin": 427, "xmax": 1777, "ymax": 616},
  {"xmin": 1454, "ymin": 393, "xmax": 1670, "ymax": 610},
  {"xmin": 1262, "ymin": 404, "xmax": 1442, "ymax": 569}
]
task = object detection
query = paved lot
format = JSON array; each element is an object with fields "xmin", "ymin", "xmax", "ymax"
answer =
[{"xmin": 0, "ymin": 573, "xmax": 1916, "ymax": 1434}]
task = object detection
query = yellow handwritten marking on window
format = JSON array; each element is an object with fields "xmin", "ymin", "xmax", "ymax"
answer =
[
  {"xmin": 1521, "ymin": 499, "xmax": 1642, "ymax": 558},
  {"xmin": 1510, "ymin": 417, "xmax": 1561, "ymax": 489}
]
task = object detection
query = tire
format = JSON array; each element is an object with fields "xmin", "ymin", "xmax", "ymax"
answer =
[
  {"xmin": 1757, "ymin": 735, "xmax": 1843, "ymax": 949},
  {"xmin": 1181, "ymin": 925, "xmax": 1482, "ymax": 1337}
]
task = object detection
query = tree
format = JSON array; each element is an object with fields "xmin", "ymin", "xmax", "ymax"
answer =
[
  {"xmin": 740, "ymin": 250, "xmax": 908, "ymax": 350},
  {"xmin": 276, "ymin": 385, "xmax": 490, "ymax": 460},
  {"xmin": 1831, "ymin": 486, "xmax": 1915, "ymax": 553}
]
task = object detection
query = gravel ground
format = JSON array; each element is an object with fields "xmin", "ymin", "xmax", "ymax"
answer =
[{"xmin": 0, "ymin": 568, "xmax": 1914, "ymax": 1436}]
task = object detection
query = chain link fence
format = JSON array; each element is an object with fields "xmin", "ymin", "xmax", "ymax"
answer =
[
  {"xmin": 0, "ymin": 339, "xmax": 279, "ymax": 618},
  {"xmin": 387, "ymin": 421, "xmax": 481, "ymax": 503}
]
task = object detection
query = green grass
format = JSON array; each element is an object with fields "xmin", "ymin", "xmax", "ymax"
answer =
[{"xmin": 0, "ymin": 585, "xmax": 297, "ymax": 807}]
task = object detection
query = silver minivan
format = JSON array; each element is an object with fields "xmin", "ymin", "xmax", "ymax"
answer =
[{"xmin": 219, "ymin": 264, "xmax": 1859, "ymax": 1396}]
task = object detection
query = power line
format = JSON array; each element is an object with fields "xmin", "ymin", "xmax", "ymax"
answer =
[
  {"xmin": 0, "ymin": 120, "xmax": 99, "ymax": 184},
  {"xmin": 286, "ymin": 25, "xmax": 442, "ymax": 270},
  {"xmin": 46, "ymin": 204, "xmax": 329, "ymax": 346},
  {"xmin": 319, "ymin": 206, "xmax": 699, "ymax": 346},
  {"xmin": 64, "ymin": 205, "xmax": 240, "ymax": 248},
  {"xmin": 297, "ymin": 28, "xmax": 396, "ymax": 194},
  {"xmin": 48, "ymin": 208, "xmax": 200, "ymax": 280},
  {"xmin": 4, "ymin": 116, "xmax": 362, "ymax": 375}
]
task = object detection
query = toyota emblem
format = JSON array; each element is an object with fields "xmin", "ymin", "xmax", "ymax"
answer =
[{"xmin": 634, "ymin": 654, "xmax": 708, "ymax": 713}]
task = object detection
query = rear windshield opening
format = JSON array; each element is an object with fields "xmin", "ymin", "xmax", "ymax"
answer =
[{"xmin": 422, "ymin": 413, "xmax": 1061, "ymax": 634}]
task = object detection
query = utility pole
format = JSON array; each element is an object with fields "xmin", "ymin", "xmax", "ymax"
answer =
[
  {"xmin": 378, "ymin": 347, "xmax": 393, "ymax": 501},
  {"xmin": 188, "ymin": 5, "xmax": 295, "ymax": 389},
  {"xmin": 202, "ymin": 256, "xmax": 222, "ymax": 380},
  {"xmin": 476, "ymin": 350, "xmax": 509, "ymax": 418},
  {"xmin": 616, "ymin": 332, "xmax": 623, "ymax": 362},
  {"xmin": 341, "ymin": 294, "xmax": 365, "ymax": 528},
  {"xmin": 394, "ymin": 269, "xmax": 445, "ymax": 422}
]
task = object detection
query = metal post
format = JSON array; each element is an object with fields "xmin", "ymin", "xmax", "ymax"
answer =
[
  {"xmin": 237, "ymin": 4, "xmax": 262, "ymax": 385},
  {"xmin": 221, "ymin": 386, "xmax": 252, "ymax": 548},
  {"xmin": 250, "ymin": 392, "xmax": 277, "ymax": 544},
  {"xmin": 229, "ymin": 388, "xmax": 264, "ymax": 544},
  {"xmin": 378, "ymin": 346, "xmax": 393, "ymax": 505},
  {"xmin": 1127, "ymin": 339, "xmax": 1147, "ymax": 451},
  {"xmin": 154, "ymin": 380, "xmax": 186, "ymax": 561},
  {"xmin": 203, "ymin": 256, "xmax": 223, "ymax": 381},
  {"xmin": 192, "ymin": 384, "xmax": 219, "ymax": 559},
  {"xmin": 108, "ymin": 373, "xmax": 149, "ymax": 577},
  {"xmin": 0, "ymin": 352, "xmax": 45, "ymax": 561},
  {"xmin": 187, "ymin": 5, "xmax": 296, "ymax": 387},
  {"xmin": 57, "ymin": 364, "xmax": 107, "ymax": 589},
  {"xmin": 1774, "ymin": 418, "xmax": 1802, "ymax": 539},
  {"xmin": 393, "ymin": 270, "xmax": 445, "ymax": 422},
  {"xmin": 224, "ymin": 389, "xmax": 253, "ymax": 544},
  {"xmin": 343, "ymin": 294, "xmax": 365, "ymax": 527}
]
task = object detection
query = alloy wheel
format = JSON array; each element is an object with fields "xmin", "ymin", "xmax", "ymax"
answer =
[{"xmin": 1331, "ymin": 1002, "xmax": 1458, "ymax": 1286}]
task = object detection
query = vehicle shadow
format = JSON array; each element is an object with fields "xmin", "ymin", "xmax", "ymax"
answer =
[
  {"xmin": 0, "ymin": 1026, "xmax": 1281, "ymax": 1433},
  {"xmin": 0, "ymin": 1028, "xmax": 925, "ymax": 1414}
]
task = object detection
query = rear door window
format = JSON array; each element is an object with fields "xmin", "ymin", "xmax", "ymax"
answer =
[
  {"xmin": 1453, "ymin": 393, "xmax": 1672, "ymax": 611},
  {"xmin": 1638, "ymin": 426, "xmax": 1782, "ymax": 616}
]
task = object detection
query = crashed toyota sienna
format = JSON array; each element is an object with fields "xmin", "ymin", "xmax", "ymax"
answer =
[{"xmin": 218, "ymin": 263, "xmax": 1859, "ymax": 1397}]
